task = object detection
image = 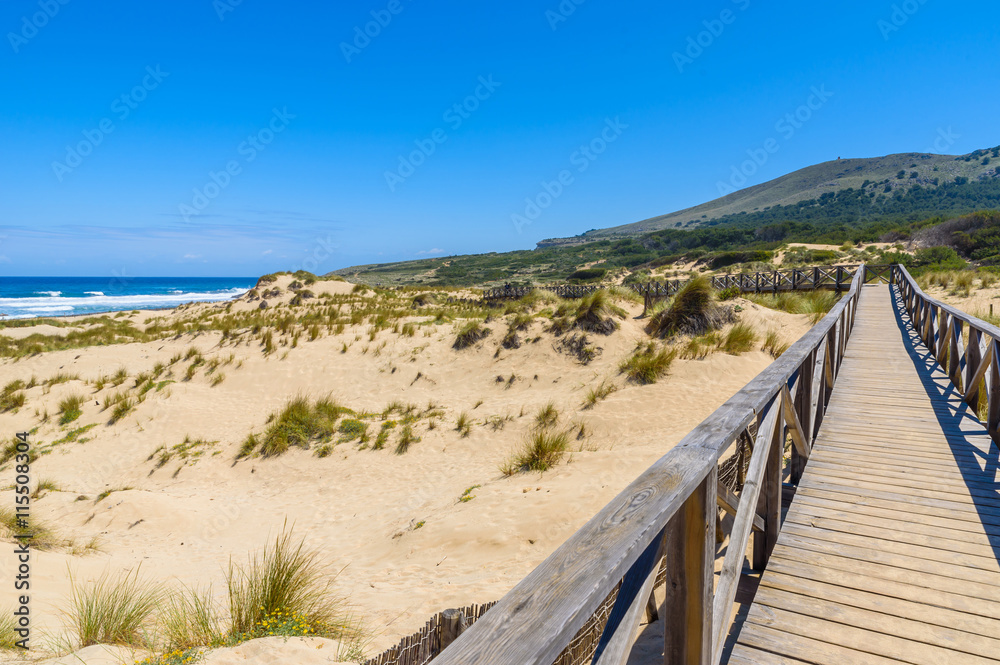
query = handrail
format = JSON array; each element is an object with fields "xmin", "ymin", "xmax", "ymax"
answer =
[
  {"xmin": 482, "ymin": 264, "xmax": 889, "ymax": 304},
  {"xmin": 436, "ymin": 266, "xmax": 869, "ymax": 665},
  {"xmin": 892, "ymin": 266, "xmax": 1000, "ymax": 443}
]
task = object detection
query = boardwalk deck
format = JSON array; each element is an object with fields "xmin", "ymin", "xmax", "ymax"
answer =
[{"xmin": 730, "ymin": 283, "xmax": 1000, "ymax": 664}]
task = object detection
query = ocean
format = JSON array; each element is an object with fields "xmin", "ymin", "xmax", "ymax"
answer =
[{"xmin": 0, "ymin": 276, "xmax": 256, "ymax": 320}]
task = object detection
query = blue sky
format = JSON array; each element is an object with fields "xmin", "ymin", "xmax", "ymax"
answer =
[{"xmin": 1, "ymin": 0, "xmax": 998, "ymax": 277}]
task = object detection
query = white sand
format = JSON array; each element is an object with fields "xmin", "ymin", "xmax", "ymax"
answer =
[{"xmin": 0, "ymin": 277, "xmax": 813, "ymax": 664}]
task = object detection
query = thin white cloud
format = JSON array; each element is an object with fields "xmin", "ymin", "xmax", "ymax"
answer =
[
  {"xmin": 182, "ymin": 253, "xmax": 202, "ymax": 260},
  {"xmin": 416, "ymin": 248, "xmax": 444, "ymax": 255},
  {"xmin": 262, "ymin": 249, "xmax": 273, "ymax": 255}
]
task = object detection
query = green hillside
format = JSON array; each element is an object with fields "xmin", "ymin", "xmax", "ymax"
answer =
[
  {"xmin": 539, "ymin": 147, "xmax": 1000, "ymax": 246},
  {"xmin": 332, "ymin": 147, "xmax": 1000, "ymax": 288}
]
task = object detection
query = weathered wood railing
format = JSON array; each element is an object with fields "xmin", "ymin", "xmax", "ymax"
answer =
[
  {"xmin": 893, "ymin": 265, "xmax": 1000, "ymax": 445},
  {"xmin": 437, "ymin": 266, "xmax": 867, "ymax": 665},
  {"xmin": 482, "ymin": 265, "xmax": 889, "ymax": 304}
]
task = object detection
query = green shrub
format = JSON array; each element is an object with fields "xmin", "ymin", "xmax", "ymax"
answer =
[
  {"xmin": 568, "ymin": 268, "xmax": 607, "ymax": 282},
  {"xmin": 717, "ymin": 286, "xmax": 742, "ymax": 301}
]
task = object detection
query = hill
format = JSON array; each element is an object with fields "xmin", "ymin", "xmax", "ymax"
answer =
[
  {"xmin": 538, "ymin": 147, "xmax": 1000, "ymax": 247},
  {"xmin": 332, "ymin": 146, "xmax": 1000, "ymax": 287}
]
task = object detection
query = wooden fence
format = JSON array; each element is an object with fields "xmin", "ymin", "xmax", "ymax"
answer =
[
  {"xmin": 482, "ymin": 264, "xmax": 890, "ymax": 305},
  {"xmin": 431, "ymin": 266, "xmax": 868, "ymax": 664},
  {"xmin": 894, "ymin": 265, "xmax": 1000, "ymax": 445}
]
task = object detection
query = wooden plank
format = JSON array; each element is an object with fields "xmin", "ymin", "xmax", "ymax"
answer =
[
  {"xmin": 776, "ymin": 527, "xmax": 1000, "ymax": 587},
  {"xmin": 765, "ymin": 555, "xmax": 1000, "ymax": 628},
  {"xmin": 744, "ymin": 601, "xmax": 997, "ymax": 665},
  {"xmin": 770, "ymin": 545, "xmax": 1000, "ymax": 609},
  {"xmin": 727, "ymin": 646, "xmax": 816, "ymax": 665},
  {"xmin": 790, "ymin": 493, "xmax": 1000, "ymax": 543},
  {"xmin": 751, "ymin": 585, "xmax": 1000, "ymax": 662},
  {"xmin": 736, "ymin": 620, "xmax": 911, "ymax": 665}
]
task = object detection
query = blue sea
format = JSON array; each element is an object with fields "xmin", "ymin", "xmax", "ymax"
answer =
[{"xmin": 0, "ymin": 277, "xmax": 256, "ymax": 320}]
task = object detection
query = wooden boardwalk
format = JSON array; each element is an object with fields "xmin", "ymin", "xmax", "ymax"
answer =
[{"xmin": 730, "ymin": 283, "xmax": 1000, "ymax": 664}]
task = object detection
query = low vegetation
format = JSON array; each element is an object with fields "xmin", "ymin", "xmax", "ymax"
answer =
[
  {"xmin": 501, "ymin": 430, "xmax": 571, "ymax": 475},
  {"xmin": 620, "ymin": 343, "xmax": 677, "ymax": 384}
]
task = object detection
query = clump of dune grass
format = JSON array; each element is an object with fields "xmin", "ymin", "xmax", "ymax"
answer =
[
  {"xmin": 583, "ymin": 380, "xmax": 617, "ymax": 409},
  {"xmin": 31, "ymin": 478, "xmax": 60, "ymax": 499},
  {"xmin": 244, "ymin": 396, "xmax": 349, "ymax": 457},
  {"xmin": 160, "ymin": 586, "xmax": 223, "ymax": 652},
  {"xmin": 679, "ymin": 331, "xmax": 721, "ymax": 360},
  {"xmin": 747, "ymin": 290, "xmax": 838, "ymax": 323},
  {"xmin": 0, "ymin": 381, "xmax": 26, "ymax": 412},
  {"xmin": 453, "ymin": 321, "xmax": 491, "ymax": 350},
  {"xmin": 108, "ymin": 397, "xmax": 135, "ymax": 425},
  {"xmin": 979, "ymin": 272, "xmax": 998, "ymax": 289},
  {"xmin": 59, "ymin": 394, "xmax": 86, "ymax": 425},
  {"xmin": 0, "ymin": 609, "xmax": 16, "ymax": 649},
  {"xmin": 226, "ymin": 526, "xmax": 359, "ymax": 641},
  {"xmin": 573, "ymin": 290, "xmax": 626, "ymax": 335},
  {"xmin": 0, "ymin": 508, "xmax": 60, "ymax": 550},
  {"xmin": 619, "ymin": 343, "xmax": 677, "ymax": 384},
  {"xmin": 95, "ymin": 486, "xmax": 134, "ymax": 503},
  {"xmin": 395, "ymin": 425, "xmax": 420, "ymax": 455},
  {"xmin": 721, "ymin": 322, "xmax": 758, "ymax": 355},
  {"xmin": 535, "ymin": 402, "xmax": 559, "ymax": 428},
  {"xmin": 648, "ymin": 277, "xmax": 732, "ymax": 338},
  {"xmin": 762, "ymin": 329, "xmax": 790, "ymax": 359},
  {"xmin": 500, "ymin": 430, "xmax": 571, "ymax": 475},
  {"xmin": 952, "ymin": 271, "xmax": 975, "ymax": 297},
  {"xmin": 455, "ymin": 412, "xmax": 472, "ymax": 437},
  {"xmin": 67, "ymin": 567, "xmax": 162, "ymax": 648}
]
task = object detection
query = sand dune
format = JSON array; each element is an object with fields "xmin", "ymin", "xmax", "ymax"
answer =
[{"xmin": 0, "ymin": 276, "xmax": 814, "ymax": 663}]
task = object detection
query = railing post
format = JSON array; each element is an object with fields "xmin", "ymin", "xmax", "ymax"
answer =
[
  {"xmin": 792, "ymin": 359, "xmax": 813, "ymax": 484},
  {"xmin": 752, "ymin": 398, "xmax": 783, "ymax": 570},
  {"xmin": 965, "ymin": 328, "xmax": 984, "ymax": 407},
  {"xmin": 989, "ymin": 340, "xmax": 1000, "ymax": 445},
  {"xmin": 663, "ymin": 468, "xmax": 715, "ymax": 665}
]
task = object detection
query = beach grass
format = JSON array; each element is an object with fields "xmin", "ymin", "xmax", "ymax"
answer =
[
  {"xmin": 501, "ymin": 430, "xmax": 570, "ymax": 475},
  {"xmin": 67, "ymin": 567, "xmax": 162, "ymax": 648}
]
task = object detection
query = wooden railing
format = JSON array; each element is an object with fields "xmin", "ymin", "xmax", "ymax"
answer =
[
  {"xmin": 482, "ymin": 265, "xmax": 890, "ymax": 304},
  {"xmin": 893, "ymin": 265, "xmax": 1000, "ymax": 445},
  {"xmin": 436, "ymin": 266, "xmax": 868, "ymax": 665}
]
